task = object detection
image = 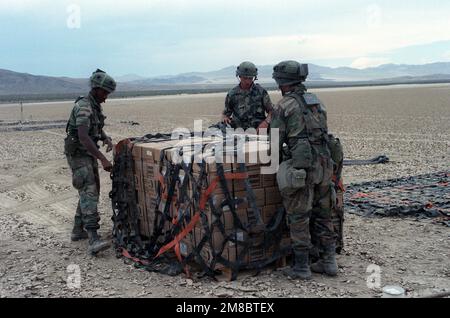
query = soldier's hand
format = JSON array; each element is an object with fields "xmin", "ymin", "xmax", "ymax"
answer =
[
  {"xmin": 223, "ymin": 115, "xmax": 232, "ymax": 125},
  {"xmin": 103, "ymin": 137, "xmax": 114, "ymax": 153},
  {"xmin": 101, "ymin": 159, "xmax": 113, "ymax": 172},
  {"xmin": 257, "ymin": 120, "xmax": 269, "ymax": 132}
]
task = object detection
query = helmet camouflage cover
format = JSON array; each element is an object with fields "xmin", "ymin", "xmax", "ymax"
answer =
[
  {"xmin": 236, "ymin": 61, "xmax": 258, "ymax": 77},
  {"xmin": 272, "ymin": 60, "xmax": 309, "ymax": 86},
  {"xmin": 90, "ymin": 69, "xmax": 117, "ymax": 93}
]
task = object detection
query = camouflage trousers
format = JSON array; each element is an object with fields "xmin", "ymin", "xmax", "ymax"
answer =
[
  {"xmin": 281, "ymin": 183, "xmax": 336, "ymax": 253},
  {"xmin": 66, "ymin": 154, "xmax": 101, "ymax": 231}
]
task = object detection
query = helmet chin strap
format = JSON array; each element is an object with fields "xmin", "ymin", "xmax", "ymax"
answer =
[
  {"xmin": 91, "ymin": 88, "xmax": 107, "ymax": 103},
  {"xmin": 279, "ymin": 84, "xmax": 295, "ymax": 96},
  {"xmin": 239, "ymin": 78, "xmax": 254, "ymax": 90}
]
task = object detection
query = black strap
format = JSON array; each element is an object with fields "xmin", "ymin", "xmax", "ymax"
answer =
[
  {"xmin": 343, "ymin": 155, "xmax": 389, "ymax": 166},
  {"xmin": 289, "ymin": 93, "xmax": 328, "ymax": 139},
  {"xmin": 236, "ymin": 163, "xmax": 263, "ymax": 226}
]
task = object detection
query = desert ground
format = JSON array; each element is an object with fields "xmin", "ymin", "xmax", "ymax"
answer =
[{"xmin": 0, "ymin": 84, "xmax": 449, "ymax": 298}]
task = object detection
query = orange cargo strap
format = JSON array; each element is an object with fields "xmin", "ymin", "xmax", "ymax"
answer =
[
  {"xmin": 155, "ymin": 172, "xmax": 248, "ymax": 261},
  {"xmin": 156, "ymin": 169, "xmax": 180, "ymax": 201}
]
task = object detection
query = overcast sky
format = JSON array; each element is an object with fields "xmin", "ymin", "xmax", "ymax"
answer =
[{"xmin": 1, "ymin": 0, "xmax": 450, "ymax": 77}]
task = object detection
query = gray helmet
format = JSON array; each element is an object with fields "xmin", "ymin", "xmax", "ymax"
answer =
[
  {"xmin": 90, "ymin": 69, "xmax": 116, "ymax": 93},
  {"xmin": 236, "ymin": 61, "xmax": 258, "ymax": 77},
  {"xmin": 272, "ymin": 60, "xmax": 309, "ymax": 86}
]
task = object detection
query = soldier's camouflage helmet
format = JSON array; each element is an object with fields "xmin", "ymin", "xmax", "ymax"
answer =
[
  {"xmin": 90, "ymin": 69, "xmax": 116, "ymax": 93},
  {"xmin": 236, "ymin": 61, "xmax": 258, "ymax": 78},
  {"xmin": 272, "ymin": 60, "xmax": 309, "ymax": 86}
]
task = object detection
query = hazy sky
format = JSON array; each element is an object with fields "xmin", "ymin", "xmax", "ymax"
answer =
[{"xmin": 1, "ymin": 0, "xmax": 450, "ymax": 77}]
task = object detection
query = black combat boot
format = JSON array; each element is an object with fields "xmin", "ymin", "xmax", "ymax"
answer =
[
  {"xmin": 309, "ymin": 245, "xmax": 320, "ymax": 264},
  {"xmin": 283, "ymin": 250, "xmax": 312, "ymax": 280},
  {"xmin": 310, "ymin": 244, "xmax": 338, "ymax": 276},
  {"xmin": 87, "ymin": 230, "xmax": 111, "ymax": 255},
  {"xmin": 71, "ymin": 216, "xmax": 88, "ymax": 241}
]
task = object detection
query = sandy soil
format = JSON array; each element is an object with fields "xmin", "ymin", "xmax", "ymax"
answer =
[{"xmin": 0, "ymin": 84, "xmax": 449, "ymax": 298}]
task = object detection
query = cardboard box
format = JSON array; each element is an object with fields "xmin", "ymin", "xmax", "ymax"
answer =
[
  {"xmin": 194, "ymin": 227, "xmax": 227, "ymax": 252},
  {"xmin": 193, "ymin": 168, "xmax": 234, "ymax": 195},
  {"xmin": 227, "ymin": 243, "xmax": 266, "ymax": 263},
  {"xmin": 164, "ymin": 137, "xmax": 217, "ymax": 165},
  {"xmin": 246, "ymin": 207, "xmax": 264, "ymax": 226},
  {"xmin": 141, "ymin": 163, "xmax": 162, "ymax": 180},
  {"xmin": 138, "ymin": 204, "xmax": 153, "ymax": 238},
  {"xmin": 207, "ymin": 188, "xmax": 265, "ymax": 212},
  {"xmin": 232, "ymin": 166, "xmax": 263, "ymax": 192},
  {"xmin": 247, "ymin": 246, "xmax": 266, "ymax": 263},
  {"xmin": 139, "ymin": 162, "xmax": 162, "ymax": 196},
  {"xmin": 227, "ymin": 244, "xmax": 244, "ymax": 263},
  {"xmin": 265, "ymin": 236, "xmax": 292, "ymax": 259},
  {"xmin": 192, "ymin": 160, "xmax": 233, "ymax": 174},
  {"xmin": 145, "ymin": 196, "xmax": 157, "ymax": 213},
  {"xmin": 137, "ymin": 203, "xmax": 145, "ymax": 224},
  {"xmin": 265, "ymin": 187, "xmax": 282, "ymax": 206},
  {"xmin": 197, "ymin": 243, "xmax": 229, "ymax": 268},
  {"xmin": 262, "ymin": 173, "xmax": 277, "ymax": 187},
  {"xmin": 223, "ymin": 140, "xmax": 270, "ymax": 166},
  {"xmin": 199, "ymin": 206, "xmax": 258, "ymax": 233},
  {"xmin": 262, "ymin": 205, "xmax": 278, "ymax": 224},
  {"xmin": 261, "ymin": 206, "xmax": 275, "ymax": 225},
  {"xmin": 130, "ymin": 136, "xmax": 292, "ymax": 270},
  {"xmin": 132, "ymin": 144, "xmax": 142, "ymax": 161},
  {"xmin": 238, "ymin": 188, "xmax": 265, "ymax": 207},
  {"xmin": 222, "ymin": 209, "xmax": 249, "ymax": 231},
  {"xmin": 134, "ymin": 173, "xmax": 144, "ymax": 193},
  {"xmin": 227, "ymin": 227, "xmax": 265, "ymax": 246},
  {"xmin": 139, "ymin": 141, "xmax": 176, "ymax": 163},
  {"xmin": 195, "ymin": 209, "xmax": 220, "ymax": 228},
  {"xmin": 142, "ymin": 197, "xmax": 157, "ymax": 237}
]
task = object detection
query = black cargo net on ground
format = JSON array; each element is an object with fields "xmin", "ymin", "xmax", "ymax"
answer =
[
  {"xmin": 345, "ymin": 171, "xmax": 450, "ymax": 226},
  {"xmin": 110, "ymin": 134, "xmax": 291, "ymax": 280}
]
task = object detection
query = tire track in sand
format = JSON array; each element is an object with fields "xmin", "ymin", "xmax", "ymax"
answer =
[{"xmin": 0, "ymin": 160, "xmax": 66, "ymax": 193}]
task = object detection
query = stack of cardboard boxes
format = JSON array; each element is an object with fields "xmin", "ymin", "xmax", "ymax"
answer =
[{"xmin": 131, "ymin": 136, "xmax": 291, "ymax": 270}]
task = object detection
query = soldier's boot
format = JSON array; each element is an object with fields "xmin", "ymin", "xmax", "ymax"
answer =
[
  {"xmin": 309, "ymin": 245, "xmax": 320, "ymax": 264},
  {"xmin": 87, "ymin": 230, "xmax": 110, "ymax": 255},
  {"xmin": 71, "ymin": 216, "xmax": 88, "ymax": 241},
  {"xmin": 311, "ymin": 245, "xmax": 338, "ymax": 276},
  {"xmin": 283, "ymin": 250, "xmax": 312, "ymax": 280}
]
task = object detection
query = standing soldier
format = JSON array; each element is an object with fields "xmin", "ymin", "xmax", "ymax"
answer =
[
  {"xmin": 222, "ymin": 61, "xmax": 273, "ymax": 130},
  {"xmin": 271, "ymin": 61, "xmax": 338, "ymax": 279},
  {"xmin": 64, "ymin": 69, "xmax": 116, "ymax": 255}
]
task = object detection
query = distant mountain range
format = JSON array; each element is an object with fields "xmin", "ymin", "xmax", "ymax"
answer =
[{"xmin": 2, "ymin": 62, "xmax": 450, "ymax": 96}]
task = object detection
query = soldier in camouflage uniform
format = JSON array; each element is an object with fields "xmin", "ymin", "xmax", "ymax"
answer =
[
  {"xmin": 222, "ymin": 61, "xmax": 273, "ymax": 130},
  {"xmin": 64, "ymin": 69, "xmax": 116, "ymax": 255},
  {"xmin": 271, "ymin": 61, "xmax": 338, "ymax": 279}
]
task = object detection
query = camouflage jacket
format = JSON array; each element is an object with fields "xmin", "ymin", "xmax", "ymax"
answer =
[
  {"xmin": 223, "ymin": 83, "xmax": 273, "ymax": 130},
  {"xmin": 271, "ymin": 85, "xmax": 330, "ymax": 168},
  {"xmin": 66, "ymin": 93, "xmax": 106, "ymax": 154}
]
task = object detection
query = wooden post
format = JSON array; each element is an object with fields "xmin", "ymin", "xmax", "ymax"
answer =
[{"xmin": 20, "ymin": 101, "xmax": 24, "ymax": 123}]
